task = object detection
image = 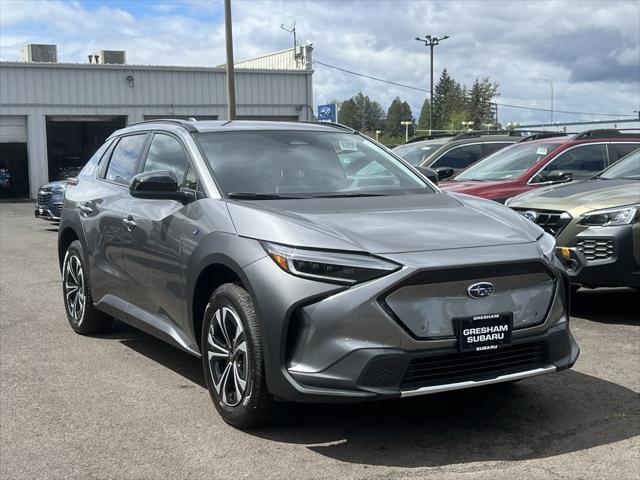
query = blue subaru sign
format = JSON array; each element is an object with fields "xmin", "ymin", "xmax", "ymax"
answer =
[{"xmin": 317, "ymin": 104, "xmax": 337, "ymax": 122}]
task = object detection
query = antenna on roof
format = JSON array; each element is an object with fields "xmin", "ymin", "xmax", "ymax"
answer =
[{"xmin": 280, "ymin": 21, "xmax": 302, "ymax": 58}]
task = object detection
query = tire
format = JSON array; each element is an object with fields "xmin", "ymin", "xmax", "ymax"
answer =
[
  {"xmin": 62, "ymin": 240, "xmax": 113, "ymax": 334},
  {"xmin": 201, "ymin": 283, "xmax": 280, "ymax": 428}
]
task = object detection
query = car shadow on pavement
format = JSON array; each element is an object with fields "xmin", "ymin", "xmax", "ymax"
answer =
[
  {"xmin": 103, "ymin": 321, "xmax": 207, "ymax": 388},
  {"xmin": 252, "ymin": 371, "xmax": 640, "ymax": 467},
  {"xmin": 110, "ymin": 316, "xmax": 640, "ymax": 468},
  {"xmin": 571, "ymin": 287, "xmax": 639, "ymax": 325}
]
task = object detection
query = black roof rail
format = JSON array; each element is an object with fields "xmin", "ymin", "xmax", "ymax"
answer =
[
  {"xmin": 448, "ymin": 130, "xmax": 522, "ymax": 141},
  {"xmin": 518, "ymin": 132, "xmax": 569, "ymax": 142},
  {"xmin": 129, "ymin": 118, "xmax": 198, "ymax": 133},
  {"xmin": 573, "ymin": 129, "xmax": 640, "ymax": 140},
  {"xmin": 403, "ymin": 133, "xmax": 455, "ymax": 144}
]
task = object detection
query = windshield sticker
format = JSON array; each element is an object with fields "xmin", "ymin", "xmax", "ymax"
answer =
[
  {"xmin": 339, "ymin": 140, "xmax": 357, "ymax": 151},
  {"xmin": 536, "ymin": 147, "xmax": 548, "ymax": 155}
]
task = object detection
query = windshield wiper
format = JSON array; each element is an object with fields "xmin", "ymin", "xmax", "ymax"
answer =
[
  {"xmin": 227, "ymin": 192, "xmax": 307, "ymax": 200},
  {"xmin": 310, "ymin": 192, "xmax": 390, "ymax": 198}
]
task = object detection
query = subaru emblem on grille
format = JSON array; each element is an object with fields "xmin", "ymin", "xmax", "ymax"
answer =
[
  {"xmin": 521, "ymin": 210, "xmax": 538, "ymax": 222},
  {"xmin": 467, "ymin": 282, "xmax": 495, "ymax": 298}
]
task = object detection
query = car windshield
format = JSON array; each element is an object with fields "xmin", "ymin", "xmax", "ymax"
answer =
[
  {"xmin": 598, "ymin": 148, "xmax": 640, "ymax": 180},
  {"xmin": 196, "ymin": 130, "xmax": 433, "ymax": 198},
  {"xmin": 454, "ymin": 142, "xmax": 560, "ymax": 181},
  {"xmin": 393, "ymin": 143, "xmax": 444, "ymax": 166}
]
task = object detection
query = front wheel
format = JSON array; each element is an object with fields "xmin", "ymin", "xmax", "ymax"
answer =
[
  {"xmin": 201, "ymin": 283, "xmax": 281, "ymax": 428},
  {"xmin": 62, "ymin": 240, "xmax": 113, "ymax": 334}
]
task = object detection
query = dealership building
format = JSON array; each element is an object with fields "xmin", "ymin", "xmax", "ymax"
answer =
[{"xmin": 0, "ymin": 44, "xmax": 314, "ymax": 198}]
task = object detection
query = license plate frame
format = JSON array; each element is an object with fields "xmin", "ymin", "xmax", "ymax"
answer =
[{"xmin": 456, "ymin": 313, "xmax": 513, "ymax": 352}]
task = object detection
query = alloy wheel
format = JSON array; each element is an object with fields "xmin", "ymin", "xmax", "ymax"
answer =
[
  {"xmin": 64, "ymin": 254, "xmax": 86, "ymax": 325},
  {"xmin": 207, "ymin": 306, "xmax": 248, "ymax": 407}
]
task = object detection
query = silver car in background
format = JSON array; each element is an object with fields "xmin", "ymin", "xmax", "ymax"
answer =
[{"xmin": 58, "ymin": 120, "xmax": 579, "ymax": 428}]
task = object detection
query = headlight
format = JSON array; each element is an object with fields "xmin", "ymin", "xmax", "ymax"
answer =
[
  {"xmin": 537, "ymin": 232, "xmax": 556, "ymax": 261},
  {"xmin": 261, "ymin": 241, "xmax": 400, "ymax": 285},
  {"xmin": 578, "ymin": 204, "xmax": 639, "ymax": 227}
]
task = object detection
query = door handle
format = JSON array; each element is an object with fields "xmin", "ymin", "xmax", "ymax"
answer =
[
  {"xmin": 123, "ymin": 216, "xmax": 137, "ymax": 231},
  {"xmin": 78, "ymin": 203, "xmax": 93, "ymax": 215}
]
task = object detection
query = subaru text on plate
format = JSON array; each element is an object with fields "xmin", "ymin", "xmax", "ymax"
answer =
[{"xmin": 58, "ymin": 120, "xmax": 579, "ymax": 428}]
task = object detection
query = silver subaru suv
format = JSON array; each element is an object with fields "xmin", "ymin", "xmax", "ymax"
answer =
[{"xmin": 58, "ymin": 119, "xmax": 579, "ymax": 428}]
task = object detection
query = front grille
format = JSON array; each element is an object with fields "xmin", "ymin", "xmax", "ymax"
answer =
[
  {"xmin": 512, "ymin": 208, "xmax": 571, "ymax": 237},
  {"xmin": 401, "ymin": 343, "xmax": 545, "ymax": 389},
  {"xmin": 37, "ymin": 191, "xmax": 52, "ymax": 206},
  {"xmin": 51, "ymin": 204, "xmax": 63, "ymax": 217},
  {"xmin": 576, "ymin": 239, "xmax": 614, "ymax": 261}
]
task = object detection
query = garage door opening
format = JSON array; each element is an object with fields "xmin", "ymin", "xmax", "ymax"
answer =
[
  {"xmin": 46, "ymin": 116, "xmax": 126, "ymax": 181},
  {"xmin": 0, "ymin": 143, "xmax": 29, "ymax": 199},
  {"xmin": 0, "ymin": 116, "xmax": 29, "ymax": 198}
]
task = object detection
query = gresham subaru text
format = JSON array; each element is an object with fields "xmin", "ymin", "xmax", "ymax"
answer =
[{"xmin": 58, "ymin": 119, "xmax": 579, "ymax": 428}]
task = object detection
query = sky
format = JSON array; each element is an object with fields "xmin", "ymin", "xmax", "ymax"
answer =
[{"xmin": 1, "ymin": 0, "xmax": 639, "ymax": 126}]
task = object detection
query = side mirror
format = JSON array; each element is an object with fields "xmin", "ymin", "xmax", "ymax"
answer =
[
  {"xmin": 129, "ymin": 170, "xmax": 193, "ymax": 204},
  {"xmin": 435, "ymin": 166, "xmax": 455, "ymax": 181},
  {"xmin": 416, "ymin": 166, "xmax": 439, "ymax": 185},
  {"xmin": 547, "ymin": 170, "xmax": 573, "ymax": 183}
]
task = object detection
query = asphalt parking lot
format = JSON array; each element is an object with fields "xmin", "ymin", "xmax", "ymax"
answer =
[{"xmin": 1, "ymin": 201, "xmax": 638, "ymax": 480}]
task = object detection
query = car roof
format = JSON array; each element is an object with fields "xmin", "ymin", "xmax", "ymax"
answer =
[
  {"xmin": 395, "ymin": 134, "xmax": 518, "ymax": 150},
  {"xmin": 123, "ymin": 119, "xmax": 356, "ymax": 134}
]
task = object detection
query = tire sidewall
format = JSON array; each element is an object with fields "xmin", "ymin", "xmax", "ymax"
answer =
[
  {"xmin": 201, "ymin": 287, "xmax": 259, "ymax": 424},
  {"xmin": 62, "ymin": 242, "xmax": 88, "ymax": 330}
]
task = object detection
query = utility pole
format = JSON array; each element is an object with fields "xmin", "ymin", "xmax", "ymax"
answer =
[
  {"xmin": 415, "ymin": 34, "xmax": 449, "ymax": 135},
  {"xmin": 224, "ymin": 0, "xmax": 236, "ymax": 120}
]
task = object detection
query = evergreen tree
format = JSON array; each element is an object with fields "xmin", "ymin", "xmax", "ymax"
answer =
[
  {"xmin": 337, "ymin": 99, "xmax": 361, "ymax": 129},
  {"xmin": 467, "ymin": 77, "xmax": 499, "ymax": 129},
  {"xmin": 338, "ymin": 92, "xmax": 385, "ymax": 131},
  {"xmin": 386, "ymin": 97, "xmax": 413, "ymax": 136},
  {"xmin": 417, "ymin": 98, "xmax": 431, "ymax": 131}
]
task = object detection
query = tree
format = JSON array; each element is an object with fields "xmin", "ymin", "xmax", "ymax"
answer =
[
  {"xmin": 386, "ymin": 97, "xmax": 413, "ymax": 136},
  {"xmin": 432, "ymin": 69, "xmax": 468, "ymax": 130},
  {"xmin": 467, "ymin": 77, "xmax": 500, "ymax": 129},
  {"xmin": 417, "ymin": 98, "xmax": 431, "ymax": 131},
  {"xmin": 338, "ymin": 92, "xmax": 385, "ymax": 131},
  {"xmin": 337, "ymin": 99, "xmax": 360, "ymax": 129}
]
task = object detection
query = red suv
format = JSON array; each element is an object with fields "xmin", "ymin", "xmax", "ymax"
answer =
[{"xmin": 440, "ymin": 130, "xmax": 640, "ymax": 203}]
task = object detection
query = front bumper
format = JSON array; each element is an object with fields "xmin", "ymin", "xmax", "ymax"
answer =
[
  {"xmin": 34, "ymin": 201, "xmax": 62, "ymax": 221},
  {"xmin": 289, "ymin": 322, "xmax": 578, "ymax": 401},
  {"xmin": 559, "ymin": 223, "xmax": 640, "ymax": 288},
  {"xmin": 242, "ymin": 242, "xmax": 576, "ymax": 403}
]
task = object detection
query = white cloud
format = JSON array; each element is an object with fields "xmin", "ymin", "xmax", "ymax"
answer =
[{"xmin": 0, "ymin": 0, "xmax": 638, "ymax": 123}]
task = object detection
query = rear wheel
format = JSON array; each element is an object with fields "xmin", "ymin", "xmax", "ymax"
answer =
[
  {"xmin": 62, "ymin": 240, "xmax": 112, "ymax": 334},
  {"xmin": 201, "ymin": 283, "xmax": 280, "ymax": 428}
]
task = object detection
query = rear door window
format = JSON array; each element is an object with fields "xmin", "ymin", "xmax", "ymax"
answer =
[
  {"xmin": 482, "ymin": 142, "xmax": 514, "ymax": 157},
  {"xmin": 531, "ymin": 144, "xmax": 608, "ymax": 183},
  {"xmin": 430, "ymin": 144, "xmax": 482, "ymax": 169},
  {"xmin": 611, "ymin": 143, "xmax": 640, "ymax": 161},
  {"xmin": 104, "ymin": 134, "xmax": 147, "ymax": 185}
]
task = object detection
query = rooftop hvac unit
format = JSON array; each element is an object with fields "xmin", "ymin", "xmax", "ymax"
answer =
[
  {"xmin": 90, "ymin": 50, "xmax": 126, "ymax": 65},
  {"xmin": 21, "ymin": 44, "xmax": 58, "ymax": 63}
]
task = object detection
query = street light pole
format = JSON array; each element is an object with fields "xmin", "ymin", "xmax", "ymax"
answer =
[
  {"xmin": 224, "ymin": 0, "xmax": 236, "ymax": 120},
  {"xmin": 415, "ymin": 34, "xmax": 449, "ymax": 135},
  {"xmin": 401, "ymin": 121, "xmax": 412, "ymax": 142}
]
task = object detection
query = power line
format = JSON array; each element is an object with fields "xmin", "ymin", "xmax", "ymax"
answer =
[
  {"xmin": 313, "ymin": 59, "xmax": 637, "ymax": 118},
  {"xmin": 313, "ymin": 59, "xmax": 429, "ymax": 93}
]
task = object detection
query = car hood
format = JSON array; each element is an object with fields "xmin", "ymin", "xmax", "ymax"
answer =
[
  {"xmin": 226, "ymin": 192, "xmax": 542, "ymax": 254},
  {"xmin": 38, "ymin": 180, "xmax": 67, "ymax": 192},
  {"xmin": 509, "ymin": 179, "xmax": 640, "ymax": 216}
]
